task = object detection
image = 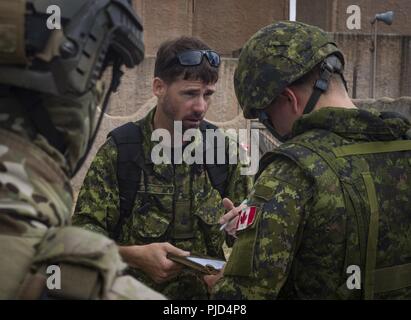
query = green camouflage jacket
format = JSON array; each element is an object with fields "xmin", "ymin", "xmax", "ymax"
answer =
[
  {"xmin": 213, "ymin": 107, "xmax": 411, "ymax": 300},
  {"xmin": 73, "ymin": 107, "xmax": 252, "ymax": 299},
  {"xmin": 0, "ymin": 101, "xmax": 165, "ymax": 300}
]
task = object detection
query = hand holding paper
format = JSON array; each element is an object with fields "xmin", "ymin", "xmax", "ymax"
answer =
[
  {"xmin": 120, "ymin": 242, "xmax": 190, "ymax": 284},
  {"xmin": 167, "ymin": 253, "xmax": 226, "ymax": 275},
  {"xmin": 219, "ymin": 198, "xmax": 248, "ymax": 236}
]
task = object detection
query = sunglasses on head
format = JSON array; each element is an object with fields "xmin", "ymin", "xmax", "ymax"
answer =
[{"xmin": 168, "ymin": 50, "xmax": 221, "ymax": 68}]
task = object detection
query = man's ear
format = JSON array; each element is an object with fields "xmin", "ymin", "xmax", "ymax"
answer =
[
  {"xmin": 153, "ymin": 77, "xmax": 167, "ymax": 97},
  {"xmin": 282, "ymin": 87, "xmax": 299, "ymax": 114}
]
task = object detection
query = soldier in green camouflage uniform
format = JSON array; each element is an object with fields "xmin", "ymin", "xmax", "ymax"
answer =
[
  {"xmin": 211, "ymin": 21, "xmax": 411, "ymax": 299},
  {"xmin": 73, "ymin": 37, "xmax": 252, "ymax": 299},
  {"xmin": 0, "ymin": 0, "xmax": 164, "ymax": 299}
]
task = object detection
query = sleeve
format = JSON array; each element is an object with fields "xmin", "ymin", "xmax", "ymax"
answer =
[
  {"xmin": 201, "ymin": 136, "xmax": 254, "ymax": 257},
  {"xmin": 212, "ymin": 155, "xmax": 313, "ymax": 299},
  {"xmin": 223, "ymin": 137, "xmax": 253, "ymax": 206},
  {"xmin": 72, "ymin": 138, "xmax": 120, "ymax": 237},
  {"xmin": 222, "ymin": 137, "xmax": 254, "ymax": 247}
]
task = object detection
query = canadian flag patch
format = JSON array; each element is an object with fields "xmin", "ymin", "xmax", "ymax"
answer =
[{"xmin": 236, "ymin": 206, "xmax": 257, "ymax": 231}]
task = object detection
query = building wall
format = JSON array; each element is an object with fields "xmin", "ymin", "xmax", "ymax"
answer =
[
  {"xmin": 297, "ymin": 0, "xmax": 411, "ymax": 35},
  {"xmin": 333, "ymin": 33, "xmax": 411, "ymax": 99},
  {"xmin": 134, "ymin": 0, "xmax": 194, "ymax": 56},
  {"xmin": 192, "ymin": 0, "xmax": 288, "ymax": 56},
  {"xmin": 132, "ymin": 0, "xmax": 289, "ymax": 56}
]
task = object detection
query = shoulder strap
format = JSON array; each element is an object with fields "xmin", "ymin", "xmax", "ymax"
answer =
[
  {"xmin": 287, "ymin": 140, "xmax": 368, "ymax": 299},
  {"xmin": 276, "ymin": 136, "xmax": 411, "ymax": 299},
  {"xmin": 109, "ymin": 119, "xmax": 231, "ymax": 238},
  {"xmin": 200, "ymin": 120, "xmax": 230, "ymax": 198},
  {"xmin": 108, "ymin": 122, "xmax": 144, "ymax": 240}
]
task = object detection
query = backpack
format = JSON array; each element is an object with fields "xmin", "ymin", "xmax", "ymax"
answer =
[
  {"xmin": 108, "ymin": 120, "xmax": 231, "ymax": 240},
  {"xmin": 266, "ymin": 131, "xmax": 411, "ymax": 299}
]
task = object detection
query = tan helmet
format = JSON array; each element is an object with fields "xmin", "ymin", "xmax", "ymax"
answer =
[
  {"xmin": 0, "ymin": 0, "xmax": 144, "ymax": 96},
  {"xmin": 0, "ymin": 0, "xmax": 145, "ymax": 176}
]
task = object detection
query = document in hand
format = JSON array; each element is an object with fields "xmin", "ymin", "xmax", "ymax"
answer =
[{"xmin": 167, "ymin": 253, "xmax": 226, "ymax": 275}]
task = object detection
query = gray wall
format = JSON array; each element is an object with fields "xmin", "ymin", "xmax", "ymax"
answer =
[{"xmin": 333, "ymin": 33, "xmax": 411, "ymax": 99}]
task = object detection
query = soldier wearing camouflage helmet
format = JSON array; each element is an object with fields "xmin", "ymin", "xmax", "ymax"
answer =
[
  {"xmin": 209, "ymin": 21, "xmax": 411, "ymax": 299},
  {"xmin": 0, "ymin": 0, "xmax": 165, "ymax": 299}
]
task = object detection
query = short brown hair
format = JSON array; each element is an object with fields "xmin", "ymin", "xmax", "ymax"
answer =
[{"xmin": 154, "ymin": 36, "xmax": 219, "ymax": 84}]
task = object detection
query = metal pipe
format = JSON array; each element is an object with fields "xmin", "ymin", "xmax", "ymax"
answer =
[
  {"xmin": 289, "ymin": 0, "xmax": 296, "ymax": 21},
  {"xmin": 371, "ymin": 22, "xmax": 378, "ymax": 99}
]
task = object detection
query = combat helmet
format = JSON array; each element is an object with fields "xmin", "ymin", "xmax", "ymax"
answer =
[
  {"xmin": 0, "ymin": 0, "xmax": 144, "ymax": 176},
  {"xmin": 234, "ymin": 21, "xmax": 346, "ymax": 123}
]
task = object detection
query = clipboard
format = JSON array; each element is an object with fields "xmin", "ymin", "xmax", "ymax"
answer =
[{"xmin": 167, "ymin": 253, "xmax": 226, "ymax": 275}]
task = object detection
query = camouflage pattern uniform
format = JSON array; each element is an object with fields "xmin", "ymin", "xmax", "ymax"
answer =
[
  {"xmin": 0, "ymin": 106, "xmax": 165, "ymax": 299},
  {"xmin": 0, "ymin": 0, "xmax": 165, "ymax": 300},
  {"xmin": 213, "ymin": 21, "xmax": 411, "ymax": 299},
  {"xmin": 213, "ymin": 107, "xmax": 411, "ymax": 299},
  {"xmin": 73, "ymin": 107, "xmax": 252, "ymax": 299}
]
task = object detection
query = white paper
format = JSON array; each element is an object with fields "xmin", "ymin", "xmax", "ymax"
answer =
[{"xmin": 186, "ymin": 257, "xmax": 226, "ymax": 270}]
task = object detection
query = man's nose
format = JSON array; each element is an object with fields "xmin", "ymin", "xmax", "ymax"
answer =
[{"xmin": 193, "ymin": 95, "xmax": 207, "ymax": 114}]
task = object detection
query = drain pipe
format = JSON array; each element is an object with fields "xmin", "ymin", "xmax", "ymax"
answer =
[{"xmin": 289, "ymin": 0, "xmax": 297, "ymax": 21}]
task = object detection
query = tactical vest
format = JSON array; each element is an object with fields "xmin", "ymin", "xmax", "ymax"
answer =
[
  {"xmin": 108, "ymin": 119, "xmax": 230, "ymax": 241},
  {"xmin": 262, "ymin": 129, "xmax": 411, "ymax": 299}
]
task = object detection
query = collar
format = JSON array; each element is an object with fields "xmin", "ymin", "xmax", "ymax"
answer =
[{"xmin": 291, "ymin": 107, "xmax": 411, "ymax": 141}]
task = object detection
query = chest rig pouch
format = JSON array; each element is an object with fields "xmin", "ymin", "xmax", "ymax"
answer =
[
  {"xmin": 108, "ymin": 120, "xmax": 229, "ymax": 242},
  {"xmin": 171, "ymin": 197, "xmax": 194, "ymax": 240}
]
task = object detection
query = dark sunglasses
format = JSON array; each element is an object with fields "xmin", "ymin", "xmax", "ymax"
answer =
[{"xmin": 168, "ymin": 50, "xmax": 221, "ymax": 68}]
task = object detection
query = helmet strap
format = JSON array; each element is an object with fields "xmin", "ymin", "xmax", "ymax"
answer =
[
  {"xmin": 257, "ymin": 111, "xmax": 290, "ymax": 143},
  {"xmin": 303, "ymin": 55, "xmax": 346, "ymax": 115},
  {"xmin": 71, "ymin": 59, "xmax": 124, "ymax": 178}
]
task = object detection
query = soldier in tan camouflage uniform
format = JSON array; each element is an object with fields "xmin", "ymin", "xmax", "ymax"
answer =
[
  {"xmin": 209, "ymin": 21, "xmax": 411, "ymax": 299},
  {"xmin": 0, "ymin": 0, "xmax": 164, "ymax": 299},
  {"xmin": 72, "ymin": 37, "xmax": 252, "ymax": 299}
]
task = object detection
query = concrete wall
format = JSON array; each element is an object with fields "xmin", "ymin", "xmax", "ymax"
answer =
[
  {"xmin": 132, "ymin": 0, "xmax": 289, "ymax": 56},
  {"xmin": 192, "ymin": 0, "xmax": 288, "ymax": 55},
  {"xmin": 355, "ymin": 96, "xmax": 411, "ymax": 119},
  {"xmin": 128, "ymin": 0, "xmax": 411, "ymax": 100},
  {"xmin": 297, "ymin": 0, "xmax": 411, "ymax": 35},
  {"xmin": 134, "ymin": 0, "xmax": 194, "ymax": 56},
  {"xmin": 332, "ymin": 33, "xmax": 411, "ymax": 99}
]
